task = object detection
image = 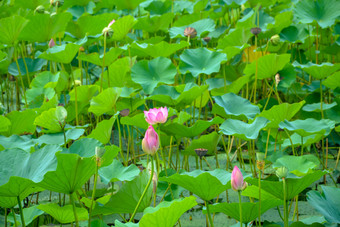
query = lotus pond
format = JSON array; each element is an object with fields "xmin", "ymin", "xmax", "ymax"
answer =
[{"xmin": 0, "ymin": 0, "xmax": 340, "ymax": 226}]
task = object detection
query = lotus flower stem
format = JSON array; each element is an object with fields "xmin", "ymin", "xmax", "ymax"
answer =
[
  {"xmin": 238, "ymin": 191, "xmax": 243, "ymax": 227},
  {"xmin": 116, "ymin": 116, "xmax": 126, "ymax": 165},
  {"xmin": 11, "ymin": 209, "xmax": 17, "ymax": 227},
  {"xmin": 88, "ymin": 160, "xmax": 99, "ymax": 226},
  {"xmin": 282, "ymin": 178, "xmax": 288, "ymax": 227},
  {"xmin": 14, "ymin": 47, "xmax": 27, "ymax": 107},
  {"xmin": 100, "ymin": 32, "xmax": 107, "ymax": 92},
  {"xmin": 130, "ymin": 155, "xmax": 154, "ymax": 222},
  {"xmin": 70, "ymin": 193, "xmax": 79, "ymax": 227},
  {"xmin": 205, "ymin": 200, "xmax": 214, "ymax": 227},
  {"xmin": 17, "ymin": 196, "xmax": 25, "ymax": 227},
  {"xmin": 258, "ymin": 169, "xmax": 262, "ymax": 227}
]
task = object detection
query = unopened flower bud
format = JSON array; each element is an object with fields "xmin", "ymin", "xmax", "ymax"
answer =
[
  {"xmin": 95, "ymin": 147, "xmax": 105, "ymax": 158},
  {"xmin": 102, "ymin": 27, "xmax": 114, "ymax": 38},
  {"xmin": 35, "ymin": 5, "xmax": 45, "ymax": 14},
  {"xmin": 276, "ymin": 166, "xmax": 288, "ymax": 179},
  {"xmin": 48, "ymin": 38, "xmax": 55, "ymax": 48},
  {"xmin": 275, "ymin": 73, "xmax": 281, "ymax": 87},
  {"xmin": 270, "ymin": 34, "xmax": 280, "ymax": 46}
]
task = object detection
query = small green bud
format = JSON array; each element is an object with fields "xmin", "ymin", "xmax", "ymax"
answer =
[
  {"xmin": 276, "ymin": 166, "xmax": 288, "ymax": 179},
  {"xmin": 102, "ymin": 27, "xmax": 114, "ymax": 38},
  {"xmin": 34, "ymin": 5, "xmax": 45, "ymax": 14},
  {"xmin": 270, "ymin": 34, "xmax": 280, "ymax": 45}
]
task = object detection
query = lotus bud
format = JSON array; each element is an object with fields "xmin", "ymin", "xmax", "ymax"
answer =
[
  {"xmin": 275, "ymin": 73, "xmax": 281, "ymax": 87},
  {"xmin": 251, "ymin": 27, "xmax": 261, "ymax": 36},
  {"xmin": 102, "ymin": 26, "xmax": 114, "ymax": 38},
  {"xmin": 79, "ymin": 46, "xmax": 85, "ymax": 52},
  {"xmin": 35, "ymin": 5, "xmax": 45, "ymax": 14},
  {"xmin": 270, "ymin": 34, "xmax": 280, "ymax": 45},
  {"xmin": 142, "ymin": 125, "xmax": 159, "ymax": 156},
  {"xmin": 108, "ymin": 19, "xmax": 116, "ymax": 27},
  {"xmin": 95, "ymin": 147, "xmax": 105, "ymax": 166},
  {"xmin": 144, "ymin": 107, "xmax": 168, "ymax": 125},
  {"xmin": 48, "ymin": 38, "xmax": 55, "ymax": 48},
  {"xmin": 51, "ymin": 0, "xmax": 63, "ymax": 7},
  {"xmin": 256, "ymin": 152, "xmax": 265, "ymax": 170},
  {"xmin": 276, "ymin": 166, "xmax": 288, "ymax": 179},
  {"xmin": 184, "ymin": 27, "xmax": 197, "ymax": 38},
  {"xmin": 195, "ymin": 148, "xmax": 208, "ymax": 159},
  {"xmin": 231, "ymin": 166, "xmax": 247, "ymax": 191}
]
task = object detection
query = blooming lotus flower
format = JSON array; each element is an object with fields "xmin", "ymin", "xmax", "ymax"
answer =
[
  {"xmin": 144, "ymin": 107, "xmax": 168, "ymax": 125},
  {"xmin": 231, "ymin": 166, "xmax": 247, "ymax": 191},
  {"xmin": 108, "ymin": 19, "xmax": 115, "ymax": 27},
  {"xmin": 48, "ymin": 38, "xmax": 55, "ymax": 48},
  {"xmin": 142, "ymin": 125, "xmax": 159, "ymax": 156}
]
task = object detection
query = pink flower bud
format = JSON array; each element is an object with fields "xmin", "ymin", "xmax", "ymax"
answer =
[
  {"xmin": 231, "ymin": 166, "xmax": 247, "ymax": 191},
  {"xmin": 48, "ymin": 38, "xmax": 55, "ymax": 48},
  {"xmin": 142, "ymin": 125, "xmax": 159, "ymax": 155},
  {"xmin": 144, "ymin": 107, "xmax": 168, "ymax": 125},
  {"xmin": 108, "ymin": 19, "xmax": 115, "ymax": 27}
]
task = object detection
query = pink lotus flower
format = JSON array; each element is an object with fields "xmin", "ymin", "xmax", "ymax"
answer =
[
  {"xmin": 231, "ymin": 166, "xmax": 247, "ymax": 191},
  {"xmin": 108, "ymin": 19, "xmax": 115, "ymax": 27},
  {"xmin": 142, "ymin": 125, "xmax": 159, "ymax": 156},
  {"xmin": 144, "ymin": 107, "xmax": 168, "ymax": 125},
  {"xmin": 48, "ymin": 38, "xmax": 55, "ymax": 48}
]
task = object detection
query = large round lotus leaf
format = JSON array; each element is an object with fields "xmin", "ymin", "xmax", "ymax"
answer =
[
  {"xmin": 279, "ymin": 118, "xmax": 335, "ymax": 137},
  {"xmin": 0, "ymin": 145, "xmax": 60, "ymax": 197},
  {"xmin": 129, "ymin": 41, "xmax": 189, "ymax": 58},
  {"xmin": 218, "ymin": 28, "xmax": 253, "ymax": 49},
  {"xmin": 258, "ymin": 101, "xmax": 305, "ymax": 128},
  {"xmin": 19, "ymin": 12, "xmax": 72, "ymax": 43},
  {"xmin": 8, "ymin": 58, "xmax": 47, "ymax": 76},
  {"xmin": 7, "ymin": 205, "xmax": 44, "ymax": 226},
  {"xmin": 302, "ymin": 102, "xmax": 337, "ymax": 112},
  {"xmin": 111, "ymin": 15, "xmax": 137, "ymax": 41},
  {"xmin": 78, "ymin": 47, "xmax": 123, "ymax": 66},
  {"xmin": 273, "ymin": 155, "xmax": 320, "ymax": 176},
  {"xmin": 38, "ymin": 203, "xmax": 88, "ymax": 224},
  {"xmin": 213, "ymin": 93, "xmax": 260, "ymax": 120},
  {"xmin": 0, "ymin": 15, "xmax": 28, "ymax": 45},
  {"xmin": 244, "ymin": 54, "xmax": 291, "ymax": 79},
  {"xmin": 35, "ymin": 128, "xmax": 85, "ymax": 146},
  {"xmin": 182, "ymin": 131, "xmax": 221, "ymax": 156},
  {"xmin": 179, "ymin": 48, "xmax": 227, "ymax": 78},
  {"xmin": 169, "ymin": 18, "xmax": 215, "ymax": 38},
  {"xmin": 204, "ymin": 200, "xmax": 282, "ymax": 224},
  {"xmin": 161, "ymin": 117, "xmax": 223, "ymax": 138},
  {"xmin": 98, "ymin": 159, "xmax": 140, "ymax": 184},
  {"xmin": 307, "ymin": 186, "xmax": 340, "ymax": 224},
  {"xmin": 88, "ymin": 87, "xmax": 121, "ymax": 116},
  {"xmin": 322, "ymin": 71, "xmax": 340, "ymax": 89},
  {"xmin": 120, "ymin": 113, "xmax": 149, "ymax": 130},
  {"xmin": 0, "ymin": 115, "xmax": 11, "ymax": 134},
  {"xmin": 34, "ymin": 106, "xmax": 67, "ymax": 133},
  {"xmin": 282, "ymin": 133, "xmax": 324, "ymax": 149},
  {"xmin": 139, "ymin": 196, "xmax": 197, "ymax": 227},
  {"xmin": 246, "ymin": 170, "xmax": 326, "ymax": 200},
  {"xmin": 159, "ymin": 169, "xmax": 231, "ymax": 201},
  {"xmin": 92, "ymin": 170, "xmax": 152, "ymax": 215},
  {"xmin": 5, "ymin": 109, "xmax": 37, "ymax": 136},
  {"xmin": 0, "ymin": 135, "xmax": 35, "ymax": 152},
  {"xmin": 131, "ymin": 57, "xmax": 177, "ymax": 94},
  {"xmin": 0, "ymin": 51, "xmax": 10, "ymax": 73},
  {"xmin": 113, "ymin": 0, "xmax": 146, "ymax": 10},
  {"xmin": 293, "ymin": 62, "xmax": 340, "ymax": 80},
  {"xmin": 134, "ymin": 13, "xmax": 174, "ymax": 33},
  {"xmin": 0, "ymin": 187, "xmax": 43, "ymax": 208},
  {"xmin": 38, "ymin": 43, "xmax": 80, "ymax": 64},
  {"xmin": 87, "ymin": 115, "xmax": 117, "ymax": 144},
  {"xmin": 38, "ymin": 153, "xmax": 96, "ymax": 194},
  {"xmin": 219, "ymin": 117, "xmax": 269, "ymax": 141},
  {"xmin": 293, "ymin": 0, "xmax": 340, "ymax": 28},
  {"xmin": 280, "ymin": 24, "xmax": 309, "ymax": 43}
]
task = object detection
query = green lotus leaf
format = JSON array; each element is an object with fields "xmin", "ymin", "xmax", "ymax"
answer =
[
  {"xmin": 92, "ymin": 170, "xmax": 152, "ymax": 215},
  {"xmin": 38, "ymin": 43, "xmax": 81, "ymax": 64},
  {"xmin": 131, "ymin": 57, "xmax": 177, "ymax": 94},
  {"xmin": 5, "ymin": 109, "xmax": 37, "ymax": 136},
  {"xmin": 302, "ymin": 102, "xmax": 337, "ymax": 112},
  {"xmin": 111, "ymin": 15, "xmax": 137, "ymax": 41},
  {"xmin": 139, "ymin": 196, "xmax": 197, "ymax": 227},
  {"xmin": 307, "ymin": 185, "xmax": 340, "ymax": 224},
  {"xmin": 293, "ymin": 0, "xmax": 340, "ymax": 28},
  {"xmin": 282, "ymin": 133, "xmax": 324, "ymax": 149},
  {"xmin": 34, "ymin": 106, "xmax": 67, "ymax": 133},
  {"xmin": 161, "ymin": 117, "xmax": 223, "ymax": 138},
  {"xmin": 105, "ymin": 57, "xmax": 133, "ymax": 88},
  {"xmin": 8, "ymin": 206, "xmax": 44, "ymax": 226},
  {"xmin": 134, "ymin": 13, "xmax": 174, "ymax": 33},
  {"xmin": 20, "ymin": 12, "xmax": 72, "ymax": 42},
  {"xmin": 35, "ymin": 128, "xmax": 85, "ymax": 146},
  {"xmin": 169, "ymin": 18, "xmax": 215, "ymax": 38},
  {"xmin": 204, "ymin": 200, "xmax": 282, "ymax": 224},
  {"xmin": 322, "ymin": 71, "xmax": 340, "ymax": 89},
  {"xmin": 61, "ymin": 0, "xmax": 92, "ymax": 8},
  {"xmin": 217, "ymin": 28, "xmax": 252, "ymax": 49},
  {"xmin": 211, "ymin": 75, "xmax": 252, "ymax": 96},
  {"xmin": 183, "ymin": 131, "xmax": 221, "ymax": 156},
  {"xmin": 241, "ymin": 185, "xmax": 278, "ymax": 200},
  {"xmin": 88, "ymin": 87, "xmax": 121, "ymax": 116},
  {"xmin": 78, "ymin": 47, "xmax": 123, "ymax": 66},
  {"xmin": 113, "ymin": 0, "xmax": 146, "ymax": 10},
  {"xmin": 8, "ymin": 58, "xmax": 47, "ymax": 76},
  {"xmin": 129, "ymin": 41, "xmax": 189, "ymax": 58},
  {"xmin": 0, "ymin": 15, "xmax": 28, "ymax": 45},
  {"xmin": 273, "ymin": 155, "xmax": 320, "ymax": 176},
  {"xmin": 279, "ymin": 118, "xmax": 335, "ymax": 137},
  {"xmin": 179, "ymin": 48, "xmax": 227, "ymax": 78},
  {"xmin": 0, "ymin": 145, "xmax": 60, "ymax": 197},
  {"xmin": 38, "ymin": 153, "xmax": 96, "ymax": 194},
  {"xmin": 244, "ymin": 54, "xmax": 291, "ymax": 79},
  {"xmin": 98, "ymin": 159, "xmax": 140, "ymax": 184},
  {"xmin": 88, "ymin": 115, "xmax": 117, "ymax": 144},
  {"xmin": 0, "ymin": 135, "xmax": 35, "ymax": 152},
  {"xmin": 258, "ymin": 101, "xmax": 305, "ymax": 128},
  {"xmin": 219, "ymin": 117, "xmax": 269, "ymax": 141},
  {"xmin": 120, "ymin": 113, "xmax": 149, "ymax": 130},
  {"xmin": 213, "ymin": 93, "xmax": 260, "ymax": 120},
  {"xmin": 0, "ymin": 51, "xmax": 10, "ymax": 73},
  {"xmin": 259, "ymin": 11, "xmax": 293, "ymax": 39},
  {"xmin": 280, "ymin": 24, "xmax": 309, "ymax": 43},
  {"xmin": 0, "ymin": 115, "xmax": 11, "ymax": 134},
  {"xmin": 30, "ymin": 71, "xmax": 59, "ymax": 89},
  {"xmin": 69, "ymin": 85, "xmax": 99, "ymax": 109},
  {"xmin": 38, "ymin": 203, "xmax": 88, "ymax": 224},
  {"xmin": 293, "ymin": 62, "xmax": 340, "ymax": 80},
  {"xmin": 115, "ymin": 220, "xmax": 138, "ymax": 227},
  {"xmin": 246, "ymin": 170, "xmax": 327, "ymax": 200},
  {"xmin": 0, "ymin": 187, "xmax": 43, "ymax": 208},
  {"xmin": 159, "ymin": 169, "xmax": 231, "ymax": 201}
]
